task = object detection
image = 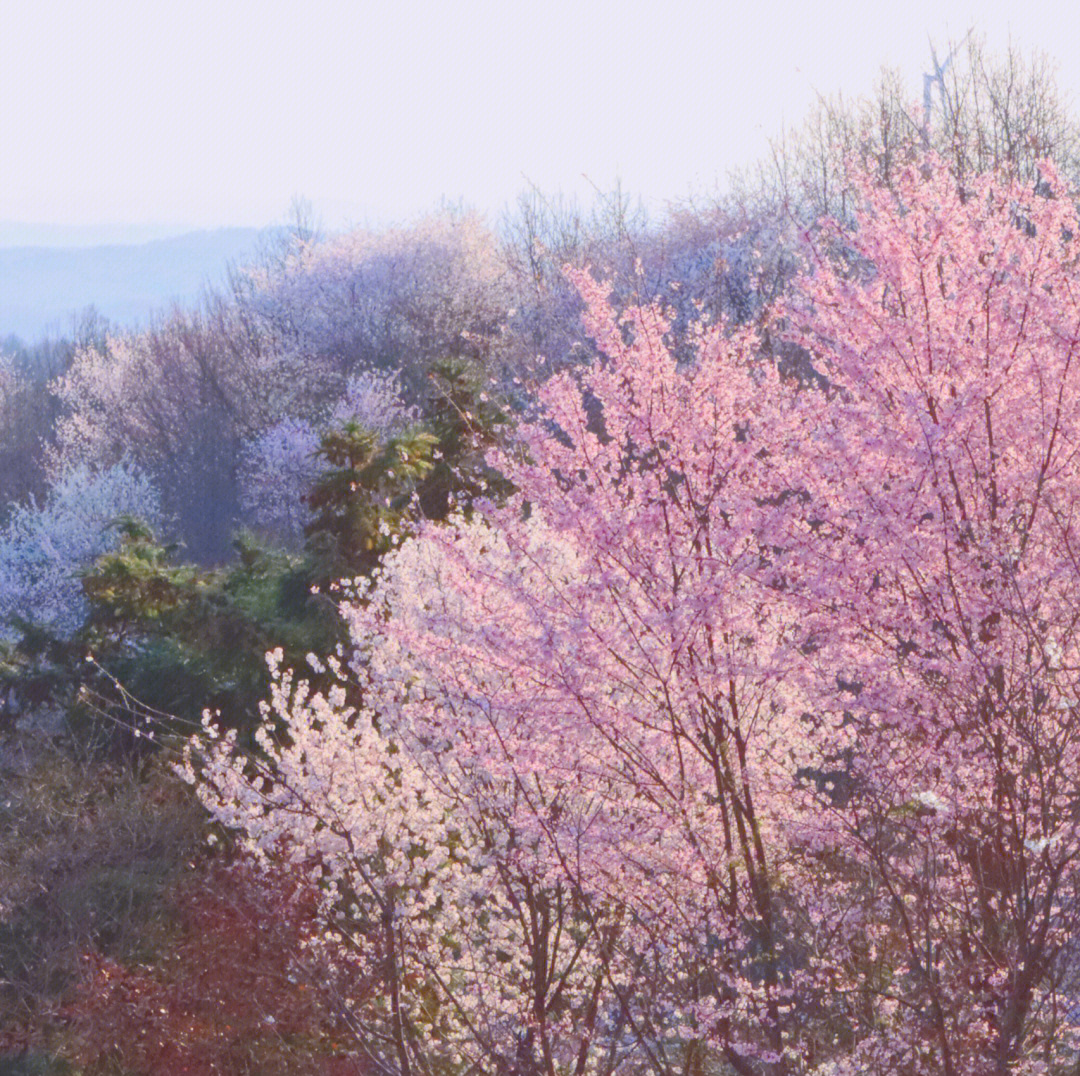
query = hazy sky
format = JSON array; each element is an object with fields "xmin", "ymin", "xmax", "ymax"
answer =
[{"xmin": 2, "ymin": 1, "xmax": 1077, "ymax": 233}]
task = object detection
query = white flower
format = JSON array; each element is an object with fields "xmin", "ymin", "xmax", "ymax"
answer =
[
  {"xmin": 1025, "ymin": 833, "xmax": 1062, "ymax": 855},
  {"xmin": 913, "ymin": 790, "xmax": 949, "ymax": 814}
]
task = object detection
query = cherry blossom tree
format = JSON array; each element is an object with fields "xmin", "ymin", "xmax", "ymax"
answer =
[
  {"xmin": 190, "ymin": 155, "xmax": 1080, "ymax": 1075},
  {"xmin": 188, "ymin": 265, "xmax": 843, "ymax": 1074},
  {"xmin": 237, "ymin": 211, "xmax": 512, "ymax": 394},
  {"xmin": 237, "ymin": 417, "xmax": 323, "ymax": 543},
  {"xmin": 49, "ymin": 309, "xmax": 264, "ymax": 561},
  {"xmin": 0, "ymin": 462, "xmax": 161, "ymax": 641},
  {"xmin": 780, "ymin": 156, "xmax": 1080, "ymax": 1074}
]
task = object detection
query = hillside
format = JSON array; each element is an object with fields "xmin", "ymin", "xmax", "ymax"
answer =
[{"xmin": 0, "ymin": 228, "xmax": 275, "ymax": 341}]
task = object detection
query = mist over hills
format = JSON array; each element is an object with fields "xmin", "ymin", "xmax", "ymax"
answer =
[{"xmin": 0, "ymin": 227, "xmax": 279, "ymax": 343}]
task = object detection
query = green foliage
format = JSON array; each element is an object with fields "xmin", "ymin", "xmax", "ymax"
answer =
[
  {"xmin": 81, "ymin": 532, "xmax": 334, "ymax": 737},
  {"xmin": 0, "ymin": 628, "xmax": 76, "ymax": 736},
  {"xmin": 0, "ymin": 357, "xmax": 517, "ymax": 1062},
  {"xmin": 304, "ymin": 357, "xmax": 511, "ymax": 583},
  {"xmin": 80, "ymin": 517, "xmax": 194, "ymax": 631},
  {"xmin": 304, "ymin": 422, "xmax": 437, "ymax": 582},
  {"xmin": 415, "ymin": 358, "xmax": 511, "ymax": 520}
]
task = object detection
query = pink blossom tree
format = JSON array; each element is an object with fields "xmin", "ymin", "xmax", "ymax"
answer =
[
  {"xmin": 191, "ymin": 156, "xmax": 1080, "ymax": 1075},
  {"xmin": 783, "ymin": 157, "xmax": 1080, "ymax": 1073},
  {"xmin": 189, "ymin": 266, "xmax": 842, "ymax": 1073}
]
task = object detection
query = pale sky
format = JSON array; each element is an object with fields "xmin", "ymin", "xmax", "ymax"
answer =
[{"xmin": 1, "ymin": 0, "xmax": 1077, "ymax": 234}]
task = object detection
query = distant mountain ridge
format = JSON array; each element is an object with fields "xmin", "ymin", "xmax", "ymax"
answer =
[
  {"xmin": 0, "ymin": 221, "xmax": 205, "ymax": 248},
  {"xmin": 0, "ymin": 227, "xmax": 281, "ymax": 343}
]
